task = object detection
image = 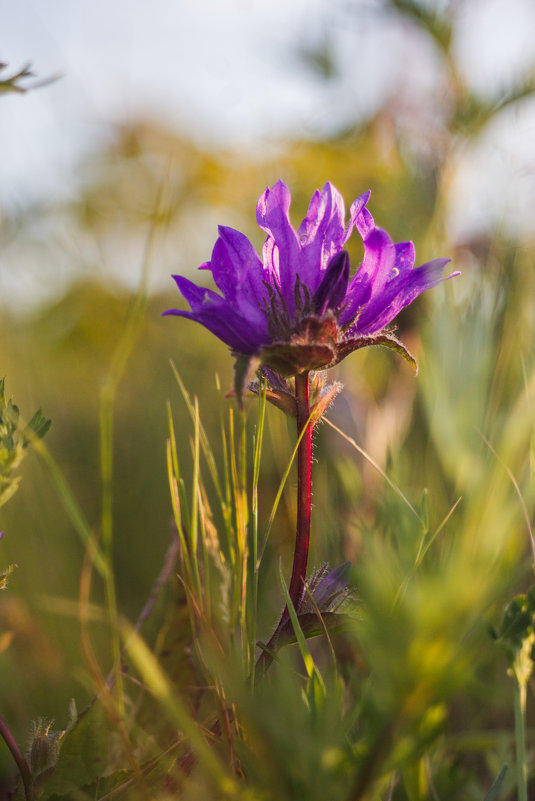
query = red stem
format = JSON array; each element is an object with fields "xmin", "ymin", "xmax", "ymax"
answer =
[
  {"xmin": 287, "ymin": 371, "xmax": 313, "ymax": 613},
  {"xmin": 0, "ymin": 714, "xmax": 32, "ymax": 800},
  {"xmin": 255, "ymin": 371, "xmax": 314, "ymax": 681}
]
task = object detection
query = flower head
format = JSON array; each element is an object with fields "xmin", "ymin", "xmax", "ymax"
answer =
[{"xmin": 164, "ymin": 181, "xmax": 458, "ymax": 400}]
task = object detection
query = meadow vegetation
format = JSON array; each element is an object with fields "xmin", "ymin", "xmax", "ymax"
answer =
[{"xmin": 1, "ymin": 2, "xmax": 535, "ymax": 799}]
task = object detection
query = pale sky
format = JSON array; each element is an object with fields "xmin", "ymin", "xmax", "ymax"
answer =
[{"xmin": 1, "ymin": 0, "xmax": 535, "ymax": 290}]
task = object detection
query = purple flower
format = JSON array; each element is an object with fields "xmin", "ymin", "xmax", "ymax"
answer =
[{"xmin": 164, "ymin": 181, "xmax": 458, "ymax": 398}]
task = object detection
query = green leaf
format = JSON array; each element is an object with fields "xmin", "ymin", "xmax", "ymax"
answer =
[
  {"xmin": 334, "ymin": 331, "xmax": 418, "ymax": 374},
  {"xmin": 260, "ymin": 342, "xmax": 335, "ymax": 376},
  {"xmin": 0, "ymin": 379, "xmax": 51, "ymax": 508},
  {"xmin": 0, "ymin": 563, "xmax": 17, "ymax": 590},
  {"xmin": 39, "ymin": 705, "xmax": 113, "ymax": 800},
  {"xmin": 24, "ymin": 410, "xmax": 52, "ymax": 444},
  {"xmin": 483, "ymin": 765, "xmax": 508, "ymax": 801},
  {"xmin": 259, "ymin": 315, "xmax": 338, "ymax": 376},
  {"xmin": 276, "ymin": 612, "xmax": 354, "ymax": 649},
  {"xmin": 27, "ymin": 719, "xmax": 65, "ymax": 800},
  {"xmin": 0, "ymin": 62, "xmax": 34, "ymax": 95}
]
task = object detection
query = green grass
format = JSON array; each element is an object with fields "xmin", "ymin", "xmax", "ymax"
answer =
[{"xmin": 1, "ymin": 265, "xmax": 534, "ymax": 799}]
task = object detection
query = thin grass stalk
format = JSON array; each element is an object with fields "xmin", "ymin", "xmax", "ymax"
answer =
[
  {"xmin": 323, "ymin": 416, "xmax": 422, "ymax": 522},
  {"xmin": 220, "ymin": 397, "xmax": 235, "ymax": 564},
  {"xmin": 258, "ymin": 409, "xmax": 314, "ymax": 564},
  {"xmin": 121, "ymin": 622, "xmax": 237, "ymax": 795},
  {"xmin": 98, "ymin": 407, "xmax": 124, "ymax": 713},
  {"xmin": 170, "ymin": 363, "xmax": 227, "ymax": 511},
  {"xmin": 167, "ymin": 404, "xmax": 201, "ymax": 654},
  {"xmin": 514, "ymin": 675, "xmax": 528, "ymax": 801},
  {"xmin": 170, "ymin": 367, "xmax": 237, "ymax": 597},
  {"xmin": 189, "ymin": 398, "xmax": 203, "ymax": 598},
  {"xmin": 198, "ymin": 486, "xmax": 213, "ymax": 621},
  {"xmin": 166, "ymin": 406, "xmax": 192, "ymax": 536},
  {"xmin": 255, "ymin": 376, "xmax": 316, "ymax": 680},
  {"xmin": 229, "ymin": 407, "xmax": 246, "ymax": 648},
  {"xmin": 78, "ymin": 546, "xmax": 148, "ymax": 797},
  {"xmin": 166, "ymin": 405, "xmax": 191, "ymax": 572},
  {"xmin": 249, "ymin": 379, "xmax": 267, "ymax": 683},
  {"xmin": 239, "ymin": 411, "xmax": 249, "ymax": 667},
  {"xmin": 278, "ymin": 567, "xmax": 326, "ymax": 722},
  {"xmin": 96, "ymin": 174, "xmax": 166, "ymax": 716},
  {"xmin": 30, "ymin": 436, "xmax": 108, "ymax": 578}
]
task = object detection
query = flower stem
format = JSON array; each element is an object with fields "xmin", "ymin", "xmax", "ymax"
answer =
[
  {"xmin": 0, "ymin": 715, "xmax": 32, "ymax": 801},
  {"xmin": 255, "ymin": 371, "xmax": 313, "ymax": 681},
  {"xmin": 288, "ymin": 371, "xmax": 313, "ymax": 615}
]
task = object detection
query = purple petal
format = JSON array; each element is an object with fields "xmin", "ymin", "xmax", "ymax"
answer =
[
  {"xmin": 170, "ymin": 275, "xmax": 222, "ymax": 308},
  {"xmin": 339, "ymin": 227, "xmax": 395, "ymax": 327},
  {"xmin": 312, "ymin": 562, "xmax": 351, "ymax": 610},
  {"xmin": 208, "ymin": 237, "xmax": 238, "ymax": 299},
  {"xmin": 313, "ymin": 251, "xmax": 350, "ymax": 316},
  {"xmin": 256, "ymin": 180, "xmax": 301, "ymax": 308},
  {"xmin": 343, "ymin": 190, "xmax": 372, "ymax": 244},
  {"xmin": 209, "ymin": 226, "xmax": 265, "ymax": 303},
  {"xmin": 351, "ymin": 258, "xmax": 457, "ymax": 336},
  {"xmin": 298, "ymin": 182, "xmax": 347, "ymax": 290},
  {"xmin": 297, "ymin": 188, "xmax": 321, "ymax": 241},
  {"xmin": 219, "ymin": 226, "xmax": 268, "ymax": 299},
  {"xmin": 165, "ymin": 273, "xmax": 270, "ymax": 352},
  {"xmin": 394, "ymin": 241, "xmax": 416, "ymax": 272},
  {"xmin": 164, "ymin": 180, "xmax": 456, "ymax": 365},
  {"xmin": 163, "ymin": 303, "xmax": 264, "ymax": 353}
]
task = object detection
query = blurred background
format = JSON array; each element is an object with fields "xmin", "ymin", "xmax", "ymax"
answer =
[{"xmin": 1, "ymin": 0, "xmax": 535, "ymax": 787}]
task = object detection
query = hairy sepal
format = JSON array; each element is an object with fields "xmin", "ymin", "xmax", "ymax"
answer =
[
  {"xmin": 233, "ymin": 353, "xmax": 261, "ymax": 408},
  {"xmin": 334, "ymin": 330, "xmax": 418, "ymax": 374}
]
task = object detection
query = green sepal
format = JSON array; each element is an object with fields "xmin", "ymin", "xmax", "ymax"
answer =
[
  {"xmin": 37, "ymin": 703, "xmax": 112, "ymax": 801},
  {"xmin": 310, "ymin": 380, "xmax": 343, "ymax": 424},
  {"xmin": 257, "ymin": 612, "xmax": 355, "ymax": 658},
  {"xmin": 26, "ymin": 719, "xmax": 65, "ymax": 799},
  {"xmin": 233, "ymin": 353, "xmax": 260, "ymax": 409},
  {"xmin": 333, "ymin": 330, "xmax": 418, "ymax": 374},
  {"xmin": 260, "ymin": 343, "xmax": 335, "ymax": 377},
  {"xmin": 259, "ymin": 315, "xmax": 339, "ymax": 377},
  {"xmin": 483, "ymin": 765, "xmax": 508, "ymax": 801},
  {"xmin": 277, "ymin": 612, "xmax": 354, "ymax": 647},
  {"xmin": 24, "ymin": 409, "xmax": 52, "ymax": 445},
  {"xmin": 260, "ymin": 383, "xmax": 298, "ymax": 418}
]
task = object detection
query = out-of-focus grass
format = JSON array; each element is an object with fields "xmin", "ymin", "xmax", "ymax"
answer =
[
  {"xmin": 0, "ymin": 242, "xmax": 533, "ymax": 797},
  {"xmin": 1, "ymin": 201, "xmax": 534, "ymax": 797}
]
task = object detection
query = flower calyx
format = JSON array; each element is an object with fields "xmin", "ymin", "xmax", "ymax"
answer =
[
  {"xmin": 248, "ymin": 368, "xmax": 343, "ymax": 424},
  {"xmin": 257, "ymin": 562, "xmax": 354, "ymax": 657},
  {"xmin": 236, "ymin": 323, "xmax": 417, "ymax": 408}
]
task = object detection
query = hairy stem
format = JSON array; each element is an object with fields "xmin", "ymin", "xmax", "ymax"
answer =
[
  {"xmin": 255, "ymin": 371, "xmax": 313, "ymax": 680},
  {"xmin": 288, "ymin": 371, "xmax": 313, "ymax": 614},
  {"xmin": 0, "ymin": 715, "xmax": 32, "ymax": 801}
]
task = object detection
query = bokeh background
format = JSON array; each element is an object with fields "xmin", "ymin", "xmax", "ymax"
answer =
[{"xmin": 1, "ymin": 0, "xmax": 535, "ymax": 788}]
